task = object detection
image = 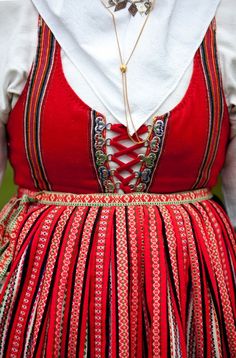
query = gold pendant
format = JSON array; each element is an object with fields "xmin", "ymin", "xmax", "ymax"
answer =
[{"xmin": 120, "ymin": 64, "xmax": 127, "ymax": 73}]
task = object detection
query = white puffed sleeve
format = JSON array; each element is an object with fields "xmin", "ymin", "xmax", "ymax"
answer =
[
  {"xmin": 0, "ymin": 0, "xmax": 38, "ymax": 186},
  {"xmin": 216, "ymin": 0, "xmax": 236, "ymax": 227}
]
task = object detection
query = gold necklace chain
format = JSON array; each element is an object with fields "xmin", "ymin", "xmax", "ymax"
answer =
[{"xmin": 101, "ymin": 0, "xmax": 155, "ymax": 144}]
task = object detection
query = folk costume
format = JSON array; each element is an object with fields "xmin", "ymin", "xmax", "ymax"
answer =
[{"xmin": 0, "ymin": 0, "xmax": 236, "ymax": 356}]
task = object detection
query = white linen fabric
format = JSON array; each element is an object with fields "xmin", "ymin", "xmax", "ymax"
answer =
[{"xmin": 0, "ymin": 0, "xmax": 235, "ymax": 226}]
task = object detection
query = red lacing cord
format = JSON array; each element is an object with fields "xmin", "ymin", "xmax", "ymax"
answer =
[{"xmin": 109, "ymin": 123, "xmax": 149, "ymax": 192}]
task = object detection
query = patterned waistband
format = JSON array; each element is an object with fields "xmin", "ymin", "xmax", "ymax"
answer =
[{"xmin": 17, "ymin": 188, "xmax": 213, "ymax": 207}]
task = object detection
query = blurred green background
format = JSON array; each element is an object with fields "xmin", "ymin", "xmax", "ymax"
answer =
[
  {"xmin": 0, "ymin": 163, "xmax": 17, "ymax": 209},
  {"xmin": 0, "ymin": 162, "xmax": 223, "ymax": 209}
]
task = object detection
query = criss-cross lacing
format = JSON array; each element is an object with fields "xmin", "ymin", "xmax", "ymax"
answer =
[{"xmin": 108, "ymin": 123, "xmax": 150, "ymax": 192}]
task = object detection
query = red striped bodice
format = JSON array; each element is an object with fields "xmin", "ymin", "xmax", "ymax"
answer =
[{"xmin": 6, "ymin": 19, "xmax": 230, "ymax": 194}]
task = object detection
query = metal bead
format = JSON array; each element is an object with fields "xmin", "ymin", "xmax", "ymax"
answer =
[
  {"xmin": 140, "ymin": 168, "xmax": 152, "ymax": 183},
  {"xmin": 95, "ymin": 117, "xmax": 106, "ymax": 133},
  {"xmin": 150, "ymin": 136, "xmax": 160, "ymax": 152},
  {"xmin": 114, "ymin": 0, "xmax": 127, "ymax": 11},
  {"xmin": 120, "ymin": 64, "xmax": 127, "ymax": 73},
  {"xmin": 94, "ymin": 134, "xmax": 105, "ymax": 150},
  {"xmin": 154, "ymin": 120, "xmax": 164, "ymax": 136},
  {"xmin": 138, "ymin": 153, "xmax": 156, "ymax": 168},
  {"xmin": 128, "ymin": 3, "xmax": 138, "ymax": 16},
  {"xmin": 98, "ymin": 166, "xmax": 110, "ymax": 180},
  {"xmin": 135, "ymin": 183, "xmax": 147, "ymax": 192},
  {"xmin": 95, "ymin": 150, "xmax": 108, "ymax": 166},
  {"xmin": 145, "ymin": 153, "xmax": 156, "ymax": 168},
  {"xmin": 104, "ymin": 180, "xmax": 115, "ymax": 193}
]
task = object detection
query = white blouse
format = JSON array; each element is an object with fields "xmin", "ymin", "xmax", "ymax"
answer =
[{"xmin": 0, "ymin": 0, "xmax": 236, "ymax": 226}]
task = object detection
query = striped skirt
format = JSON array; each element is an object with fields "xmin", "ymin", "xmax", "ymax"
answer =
[{"xmin": 0, "ymin": 188, "xmax": 235, "ymax": 357}]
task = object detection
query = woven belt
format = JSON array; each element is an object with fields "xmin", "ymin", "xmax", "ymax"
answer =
[{"xmin": 16, "ymin": 188, "xmax": 213, "ymax": 207}]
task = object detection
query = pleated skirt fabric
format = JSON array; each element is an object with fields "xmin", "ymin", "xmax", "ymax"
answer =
[{"xmin": 0, "ymin": 189, "xmax": 235, "ymax": 357}]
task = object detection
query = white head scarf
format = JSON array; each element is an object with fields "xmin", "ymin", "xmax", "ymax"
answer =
[{"xmin": 32, "ymin": 0, "xmax": 220, "ymax": 132}]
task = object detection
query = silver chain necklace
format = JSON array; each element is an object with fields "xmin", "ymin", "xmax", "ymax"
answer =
[{"xmin": 102, "ymin": 0, "xmax": 153, "ymax": 16}]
